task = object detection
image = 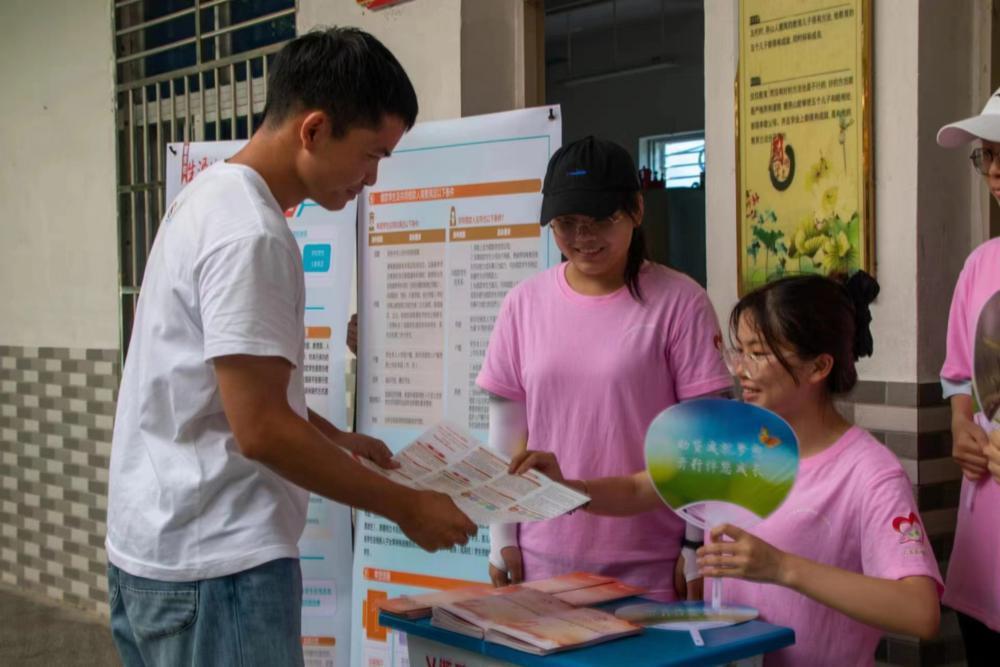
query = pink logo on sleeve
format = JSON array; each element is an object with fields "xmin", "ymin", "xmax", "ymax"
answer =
[{"xmin": 891, "ymin": 513, "xmax": 924, "ymax": 544}]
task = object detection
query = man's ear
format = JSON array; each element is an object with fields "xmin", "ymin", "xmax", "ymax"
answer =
[{"xmin": 298, "ymin": 111, "xmax": 328, "ymax": 149}]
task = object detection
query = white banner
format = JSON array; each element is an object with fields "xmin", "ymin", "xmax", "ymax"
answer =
[
  {"xmin": 353, "ymin": 106, "xmax": 562, "ymax": 667},
  {"xmin": 166, "ymin": 141, "xmax": 356, "ymax": 666}
]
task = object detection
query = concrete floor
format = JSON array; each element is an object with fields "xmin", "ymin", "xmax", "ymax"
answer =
[{"xmin": 0, "ymin": 584, "xmax": 120, "ymax": 666}]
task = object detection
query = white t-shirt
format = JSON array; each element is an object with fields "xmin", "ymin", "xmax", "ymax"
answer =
[{"xmin": 106, "ymin": 162, "xmax": 310, "ymax": 581}]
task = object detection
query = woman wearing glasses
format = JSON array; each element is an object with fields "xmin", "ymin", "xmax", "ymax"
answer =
[
  {"xmin": 477, "ymin": 136, "xmax": 732, "ymax": 600},
  {"xmin": 936, "ymin": 92, "xmax": 1000, "ymax": 661},
  {"xmin": 508, "ymin": 272, "xmax": 943, "ymax": 666}
]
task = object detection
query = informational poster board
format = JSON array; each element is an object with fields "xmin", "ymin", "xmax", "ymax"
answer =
[
  {"xmin": 166, "ymin": 141, "xmax": 356, "ymax": 667},
  {"xmin": 352, "ymin": 107, "xmax": 562, "ymax": 667}
]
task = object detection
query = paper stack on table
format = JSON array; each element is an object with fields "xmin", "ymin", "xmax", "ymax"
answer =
[
  {"xmin": 431, "ymin": 587, "xmax": 642, "ymax": 655},
  {"xmin": 378, "ymin": 572, "xmax": 645, "ymax": 621}
]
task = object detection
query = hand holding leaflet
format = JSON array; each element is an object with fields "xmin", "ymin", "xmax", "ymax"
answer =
[{"xmin": 353, "ymin": 421, "xmax": 590, "ymax": 525}]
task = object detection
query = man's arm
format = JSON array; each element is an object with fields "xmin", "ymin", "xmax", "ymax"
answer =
[
  {"xmin": 307, "ymin": 408, "xmax": 396, "ymax": 469},
  {"xmin": 214, "ymin": 354, "xmax": 477, "ymax": 551}
]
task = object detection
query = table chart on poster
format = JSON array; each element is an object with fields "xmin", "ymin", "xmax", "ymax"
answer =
[
  {"xmin": 446, "ymin": 219, "xmax": 542, "ymax": 431},
  {"xmin": 366, "ymin": 226, "xmax": 447, "ymax": 429},
  {"xmin": 363, "ymin": 194, "xmax": 546, "ymax": 435}
]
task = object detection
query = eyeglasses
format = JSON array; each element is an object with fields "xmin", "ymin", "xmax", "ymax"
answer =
[
  {"xmin": 722, "ymin": 347, "xmax": 773, "ymax": 377},
  {"xmin": 549, "ymin": 214, "xmax": 628, "ymax": 239},
  {"xmin": 970, "ymin": 147, "xmax": 1000, "ymax": 175}
]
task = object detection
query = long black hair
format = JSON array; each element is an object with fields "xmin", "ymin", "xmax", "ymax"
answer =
[
  {"xmin": 618, "ymin": 191, "xmax": 648, "ymax": 302},
  {"xmin": 729, "ymin": 271, "xmax": 880, "ymax": 394}
]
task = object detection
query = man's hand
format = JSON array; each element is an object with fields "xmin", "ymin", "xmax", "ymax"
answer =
[
  {"xmin": 394, "ymin": 490, "xmax": 478, "ymax": 552},
  {"xmin": 347, "ymin": 313, "xmax": 358, "ymax": 356},
  {"xmin": 340, "ymin": 432, "xmax": 398, "ymax": 469}
]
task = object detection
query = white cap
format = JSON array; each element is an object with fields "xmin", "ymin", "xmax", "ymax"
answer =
[{"xmin": 938, "ymin": 87, "xmax": 1000, "ymax": 147}]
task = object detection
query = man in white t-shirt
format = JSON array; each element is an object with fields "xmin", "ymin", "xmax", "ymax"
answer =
[{"xmin": 105, "ymin": 28, "xmax": 477, "ymax": 667}]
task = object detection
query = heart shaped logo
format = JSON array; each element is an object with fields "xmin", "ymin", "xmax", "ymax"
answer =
[{"xmin": 891, "ymin": 512, "xmax": 923, "ymax": 544}]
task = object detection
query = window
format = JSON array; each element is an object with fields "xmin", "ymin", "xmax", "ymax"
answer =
[
  {"xmin": 113, "ymin": 0, "xmax": 296, "ymax": 355},
  {"xmin": 639, "ymin": 131, "xmax": 705, "ymax": 189}
]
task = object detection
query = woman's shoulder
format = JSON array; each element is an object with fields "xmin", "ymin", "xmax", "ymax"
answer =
[
  {"xmin": 838, "ymin": 426, "xmax": 910, "ymax": 483},
  {"xmin": 964, "ymin": 236, "xmax": 1000, "ymax": 272},
  {"xmin": 501, "ymin": 263, "xmax": 564, "ymax": 304},
  {"xmin": 639, "ymin": 262, "xmax": 713, "ymax": 303}
]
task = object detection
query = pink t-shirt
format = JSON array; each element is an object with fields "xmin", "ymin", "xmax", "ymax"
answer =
[
  {"xmin": 723, "ymin": 427, "xmax": 943, "ymax": 666},
  {"xmin": 941, "ymin": 236, "xmax": 1000, "ymax": 630},
  {"xmin": 477, "ymin": 262, "xmax": 732, "ymax": 600}
]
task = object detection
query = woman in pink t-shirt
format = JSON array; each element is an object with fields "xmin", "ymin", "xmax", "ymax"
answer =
[
  {"xmin": 937, "ymin": 90, "xmax": 1000, "ymax": 662},
  {"xmin": 511, "ymin": 273, "xmax": 943, "ymax": 666},
  {"xmin": 478, "ymin": 136, "xmax": 732, "ymax": 601}
]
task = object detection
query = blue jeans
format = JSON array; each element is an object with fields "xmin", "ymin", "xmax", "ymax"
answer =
[{"xmin": 108, "ymin": 558, "xmax": 303, "ymax": 667}]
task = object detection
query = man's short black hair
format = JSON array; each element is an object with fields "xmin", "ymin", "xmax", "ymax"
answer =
[{"xmin": 263, "ymin": 27, "xmax": 418, "ymax": 137}]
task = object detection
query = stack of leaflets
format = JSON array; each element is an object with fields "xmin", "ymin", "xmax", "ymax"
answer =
[
  {"xmin": 379, "ymin": 572, "xmax": 645, "ymax": 622},
  {"xmin": 431, "ymin": 587, "xmax": 642, "ymax": 655},
  {"xmin": 378, "ymin": 584, "xmax": 496, "ymax": 620},
  {"xmin": 522, "ymin": 572, "xmax": 646, "ymax": 606}
]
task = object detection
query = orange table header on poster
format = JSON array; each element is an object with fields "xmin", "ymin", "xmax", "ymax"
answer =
[
  {"xmin": 369, "ymin": 179, "xmax": 541, "ymax": 206},
  {"xmin": 300, "ymin": 636, "xmax": 336, "ymax": 646},
  {"xmin": 368, "ymin": 229, "xmax": 448, "ymax": 246},
  {"xmin": 363, "ymin": 567, "xmax": 480, "ymax": 591},
  {"xmin": 305, "ymin": 326, "xmax": 332, "ymax": 339},
  {"xmin": 449, "ymin": 223, "xmax": 540, "ymax": 242}
]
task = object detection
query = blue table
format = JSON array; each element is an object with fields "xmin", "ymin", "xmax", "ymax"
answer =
[{"xmin": 379, "ymin": 598, "xmax": 794, "ymax": 667}]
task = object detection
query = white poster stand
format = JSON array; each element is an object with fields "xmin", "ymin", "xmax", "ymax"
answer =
[{"xmin": 352, "ymin": 106, "xmax": 562, "ymax": 667}]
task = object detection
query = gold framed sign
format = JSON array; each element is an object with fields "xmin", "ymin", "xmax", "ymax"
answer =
[{"xmin": 736, "ymin": 0, "xmax": 873, "ymax": 294}]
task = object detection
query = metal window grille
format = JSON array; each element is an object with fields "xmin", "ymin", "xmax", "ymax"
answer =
[
  {"xmin": 639, "ymin": 131, "xmax": 705, "ymax": 189},
  {"xmin": 114, "ymin": 0, "xmax": 296, "ymax": 355}
]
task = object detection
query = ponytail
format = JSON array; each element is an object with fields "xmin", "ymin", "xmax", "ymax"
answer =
[{"xmin": 619, "ymin": 191, "xmax": 648, "ymax": 302}]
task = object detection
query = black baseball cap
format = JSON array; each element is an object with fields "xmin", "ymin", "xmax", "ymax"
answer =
[{"xmin": 540, "ymin": 136, "xmax": 641, "ymax": 225}]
